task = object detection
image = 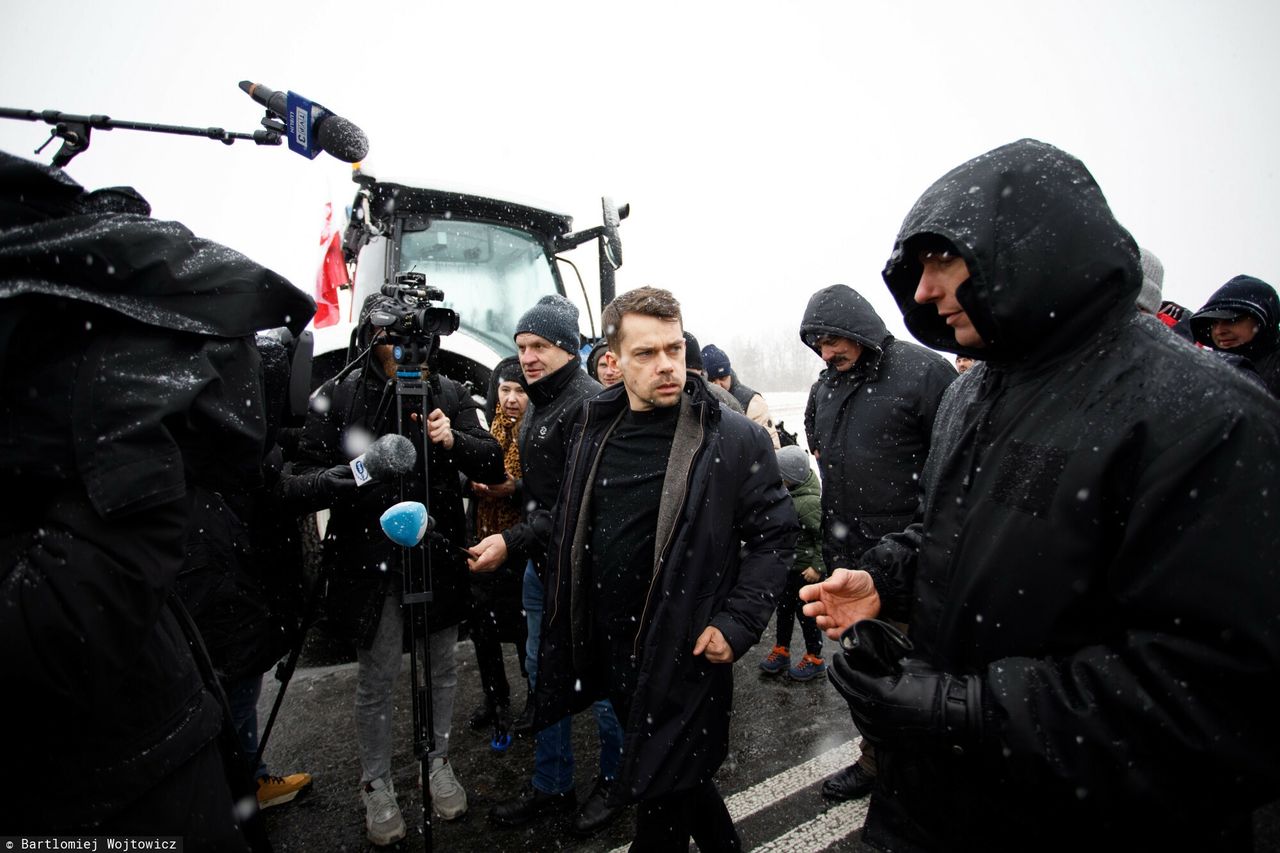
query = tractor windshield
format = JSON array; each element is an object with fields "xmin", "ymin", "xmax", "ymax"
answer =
[{"xmin": 397, "ymin": 218, "xmax": 560, "ymax": 357}]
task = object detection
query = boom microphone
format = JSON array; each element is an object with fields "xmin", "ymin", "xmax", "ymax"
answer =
[
  {"xmin": 350, "ymin": 433, "xmax": 417, "ymax": 486},
  {"xmin": 238, "ymin": 80, "xmax": 369, "ymax": 163}
]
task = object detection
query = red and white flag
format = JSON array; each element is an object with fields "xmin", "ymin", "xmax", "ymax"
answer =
[{"xmin": 314, "ymin": 202, "xmax": 349, "ymax": 329}]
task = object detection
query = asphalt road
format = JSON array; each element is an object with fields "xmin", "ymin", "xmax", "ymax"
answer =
[{"xmin": 255, "ymin": 622, "xmax": 876, "ymax": 852}]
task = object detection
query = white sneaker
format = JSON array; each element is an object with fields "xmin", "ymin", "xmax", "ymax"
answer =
[
  {"xmin": 360, "ymin": 778, "xmax": 407, "ymax": 846},
  {"xmin": 428, "ymin": 757, "xmax": 468, "ymax": 820}
]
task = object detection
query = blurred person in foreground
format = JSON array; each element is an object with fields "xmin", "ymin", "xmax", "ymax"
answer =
[
  {"xmin": 535, "ymin": 286, "xmax": 797, "ymax": 851},
  {"xmin": 801, "ymin": 139, "xmax": 1280, "ymax": 851},
  {"xmin": 0, "ymin": 150, "xmax": 314, "ymax": 849}
]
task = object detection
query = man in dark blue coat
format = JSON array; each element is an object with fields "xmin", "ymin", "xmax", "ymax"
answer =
[
  {"xmin": 803, "ymin": 139, "xmax": 1280, "ymax": 851},
  {"xmin": 535, "ymin": 286, "xmax": 797, "ymax": 850}
]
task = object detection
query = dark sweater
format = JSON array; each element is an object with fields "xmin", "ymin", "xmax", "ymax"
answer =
[{"xmin": 589, "ymin": 403, "xmax": 680, "ymax": 697}]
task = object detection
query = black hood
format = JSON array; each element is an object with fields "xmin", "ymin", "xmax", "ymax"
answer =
[
  {"xmin": 799, "ymin": 284, "xmax": 891, "ymax": 357},
  {"xmin": 1189, "ymin": 275, "xmax": 1279, "ymax": 360},
  {"xmin": 0, "ymin": 150, "xmax": 315, "ymax": 338},
  {"xmin": 881, "ymin": 139, "xmax": 1140, "ymax": 364}
]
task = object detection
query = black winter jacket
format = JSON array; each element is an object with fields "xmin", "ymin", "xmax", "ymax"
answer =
[
  {"xmin": 0, "ymin": 151, "xmax": 314, "ymax": 832},
  {"xmin": 1190, "ymin": 274, "xmax": 1280, "ymax": 398},
  {"xmin": 800, "ymin": 285, "xmax": 955, "ymax": 566},
  {"xmin": 534, "ymin": 378, "xmax": 797, "ymax": 803},
  {"xmin": 861, "ymin": 138, "xmax": 1280, "ymax": 851},
  {"xmin": 290, "ymin": 360, "xmax": 504, "ymax": 645},
  {"xmin": 502, "ymin": 358, "xmax": 601, "ymax": 570}
]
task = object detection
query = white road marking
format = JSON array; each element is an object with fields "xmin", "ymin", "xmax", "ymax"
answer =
[{"xmin": 606, "ymin": 738, "xmax": 865, "ymax": 853}]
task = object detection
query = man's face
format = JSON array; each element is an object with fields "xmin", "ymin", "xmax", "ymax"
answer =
[
  {"xmin": 955, "ymin": 355, "xmax": 975, "ymax": 374},
  {"xmin": 814, "ymin": 335, "xmax": 863, "ymax": 372},
  {"xmin": 613, "ymin": 314, "xmax": 685, "ymax": 411},
  {"xmin": 1210, "ymin": 315, "xmax": 1259, "ymax": 350},
  {"xmin": 497, "ymin": 379, "xmax": 529, "ymax": 420},
  {"xmin": 516, "ymin": 332, "xmax": 573, "ymax": 383},
  {"xmin": 596, "ymin": 351, "xmax": 623, "ymax": 387},
  {"xmin": 711, "ymin": 374, "xmax": 732, "ymax": 390},
  {"xmin": 913, "ymin": 248, "xmax": 985, "ymax": 349}
]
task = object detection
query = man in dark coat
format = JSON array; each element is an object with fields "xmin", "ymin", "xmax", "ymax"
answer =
[
  {"xmin": 701, "ymin": 342, "xmax": 781, "ymax": 447},
  {"xmin": 802, "ymin": 139, "xmax": 1280, "ymax": 851},
  {"xmin": 800, "ymin": 284, "xmax": 956, "ymax": 571},
  {"xmin": 289, "ymin": 294, "xmax": 504, "ymax": 845},
  {"xmin": 535, "ymin": 286, "xmax": 797, "ymax": 850},
  {"xmin": 798, "ymin": 283, "xmax": 955, "ymax": 800},
  {"xmin": 0, "ymin": 151, "xmax": 314, "ymax": 848},
  {"xmin": 472, "ymin": 295, "xmax": 626, "ymax": 837},
  {"xmin": 1190, "ymin": 274, "xmax": 1280, "ymax": 397}
]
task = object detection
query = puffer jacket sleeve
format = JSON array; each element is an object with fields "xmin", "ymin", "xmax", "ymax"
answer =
[
  {"xmin": 980, "ymin": 407, "xmax": 1280, "ymax": 814},
  {"xmin": 277, "ymin": 378, "xmax": 353, "ymax": 514}
]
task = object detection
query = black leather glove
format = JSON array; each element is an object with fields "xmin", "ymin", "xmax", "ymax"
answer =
[
  {"xmin": 316, "ymin": 463, "xmax": 357, "ymax": 497},
  {"xmin": 829, "ymin": 619, "xmax": 983, "ymax": 749}
]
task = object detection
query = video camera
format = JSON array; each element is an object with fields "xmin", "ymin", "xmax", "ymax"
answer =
[{"xmin": 369, "ymin": 272, "xmax": 461, "ymax": 365}]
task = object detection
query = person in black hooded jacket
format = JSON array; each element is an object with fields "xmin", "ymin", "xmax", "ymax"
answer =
[
  {"xmin": 288, "ymin": 294, "xmax": 504, "ymax": 843},
  {"xmin": 1190, "ymin": 274, "xmax": 1280, "ymax": 397},
  {"xmin": 799, "ymin": 285, "xmax": 956, "ymax": 570},
  {"xmin": 0, "ymin": 150, "xmax": 315, "ymax": 848},
  {"xmin": 797, "ymin": 284, "xmax": 955, "ymax": 800},
  {"xmin": 801, "ymin": 139, "xmax": 1280, "ymax": 852}
]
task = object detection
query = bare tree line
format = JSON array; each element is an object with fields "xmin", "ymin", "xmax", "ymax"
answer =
[{"xmin": 695, "ymin": 329, "xmax": 821, "ymax": 394}]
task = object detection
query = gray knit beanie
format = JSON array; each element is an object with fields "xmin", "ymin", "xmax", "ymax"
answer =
[
  {"xmin": 776, "ymin": 446, "xmax": 811, "ymax": 486},
  {"xmin": 1136, "ymin": 248, "xmax": 1164, "ymax": 314},
  {"xmin": 515, "ymin": 294, "xmax": 580, "ymax": 354}
]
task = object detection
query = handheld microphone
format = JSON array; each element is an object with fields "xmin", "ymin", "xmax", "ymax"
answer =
[
  {"xmin": 351, "ymin": 433, "xmax": 417, "ymax": 486},
  {"xmin": 238, "ymin": 80, "xmax": 369, "ymax": 163},
  {"xmin": 380, "ymin": 500, "xmax": 434, "ymax": 547}
]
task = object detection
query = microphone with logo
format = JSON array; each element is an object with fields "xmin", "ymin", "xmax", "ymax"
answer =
[
  {"xmin": 239, "ymin": 80, "xmax": 369, "ymax": 163},
  {"xmin": 350, "ymin": 433, "xmax": 417, "ymax": 486}
]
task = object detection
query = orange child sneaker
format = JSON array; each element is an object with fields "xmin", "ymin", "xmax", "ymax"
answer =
[
  {"xmin": 759, "ymin": 645, "xmax": 791, "ymax": 675},
  {"xmin": 257, "ymin": 772, "xmax": 314, "ymax": 809}
]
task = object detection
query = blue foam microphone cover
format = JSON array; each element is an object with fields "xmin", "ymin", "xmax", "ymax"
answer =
[{"xmin": 380, "ymin": 501, "xmax": 429, "ymax": 547}]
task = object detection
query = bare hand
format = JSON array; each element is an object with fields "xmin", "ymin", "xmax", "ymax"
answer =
[
  {"xmin": 487, "ymin": 475, "xmax": 517, "ymax": 498},
  {"xmin": 800, "ymin": 566, "xmax": 821, "ymax": 584},
  {"xmin": 692, "ymin": 626, "xmax": 734, "ymax": 663},
  {"xmin": 467, "ymin": 533, "xmax": 508, "ymax": 573},
  {"xmin": 799, "ymin": 568, "xmax": 882, "ymax": 639},
  {"xmin": 426, "ymin": 408, "xmax": 453, "ymax": 449}
]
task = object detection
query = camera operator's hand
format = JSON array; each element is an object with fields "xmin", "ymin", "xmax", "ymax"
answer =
[
  {"xmin": 317, "ymin": 463, "xmax": 357, "ymax": 496},
  {"xmin": 799, "ymin": 568, "xmax": 882, "ymax": 639},
  {"xmin": 425, "ymin": 408, "xmax": 454, "ymax": 449},
  {"xmin": 829, "ymin": 652, "xmax": 983, "ymax": 748},
  {"xmin": 467, "ymin": 533, "xmax": 508, "ymax": 573}
]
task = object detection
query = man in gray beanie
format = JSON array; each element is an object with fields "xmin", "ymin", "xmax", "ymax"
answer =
[
  {"xmin": 470, "ymin": 294, "xmax": 625, "ymax": 838},
  {"xmin": 514, "ymin": 294, "xmax": 582, "ymax": 358}
]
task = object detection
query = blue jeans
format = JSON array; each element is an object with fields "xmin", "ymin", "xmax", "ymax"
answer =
[
  {"xmin": 523, "ymin": 560, "xmax": 624, "ymax": 794},
  {"xmin": 227, "ymin": 674, "xmax": 268, "ymax": 780}
]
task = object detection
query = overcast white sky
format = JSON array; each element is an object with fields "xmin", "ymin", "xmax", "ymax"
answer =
[{"xmin": 3, "ymin": 0, "xmax": 1278, "ymax": 358}]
